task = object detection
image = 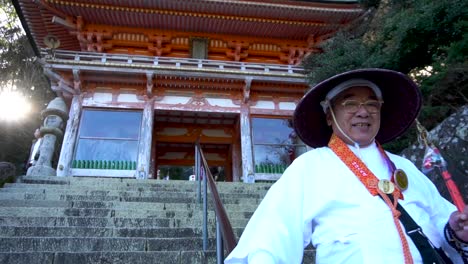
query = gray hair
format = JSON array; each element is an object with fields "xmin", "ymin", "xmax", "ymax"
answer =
[{"xmin": 320, "ymin": 78, "xmax": 383, "ymax": 113}]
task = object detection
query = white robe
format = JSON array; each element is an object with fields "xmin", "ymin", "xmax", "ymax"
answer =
[{"xmin": 225, "ymin": 142, "xmax": 463, "ymax": 264}]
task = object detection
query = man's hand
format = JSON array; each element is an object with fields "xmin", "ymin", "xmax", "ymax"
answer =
[{"xmin": 449, "ymin": 206, "xmax": 468, "ymax": 242}]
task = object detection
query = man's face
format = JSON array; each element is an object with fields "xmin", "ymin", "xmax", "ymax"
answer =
[{"xmin": 326, "ymin": 86, "xmax": 381, "ymax": 147}]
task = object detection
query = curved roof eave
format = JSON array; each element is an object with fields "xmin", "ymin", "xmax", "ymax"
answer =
[
  {"xmin": 13, "ymin": 0, "xmax": 365, "ymax": 57},
  {"xmin": 12, "ymin": 0, "xmax": 40, "ymax": 56}
]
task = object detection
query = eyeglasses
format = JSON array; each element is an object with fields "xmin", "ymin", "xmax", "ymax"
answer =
[{"xmin": 340, "ymin": 99, "xmax": 383, "ymax": 114}]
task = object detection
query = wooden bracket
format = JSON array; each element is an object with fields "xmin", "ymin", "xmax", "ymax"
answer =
[
  {"xmin": 44, "ymin": 69, "xmax": 76, "ymax": 95},
  {"xmin": 243, "ymin": 77, "xmax": 252, "ymax": 103},
  {"xmin": 146, "ymin": 72, "xmax": 154, "ymax": 97},
  {"xmin": 72, "ymin": 68, "xmax": 81, "ymax": 93}
]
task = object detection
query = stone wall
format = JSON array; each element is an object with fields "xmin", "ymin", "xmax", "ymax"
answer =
[{"xmin": 400, "ymin": 105, "xmax": 467, "ymax": 202}]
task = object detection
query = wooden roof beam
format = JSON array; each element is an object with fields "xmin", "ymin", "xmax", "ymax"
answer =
[
  {"xmin": 51, "ymin": 80, "xmax": 76, "ymax": 96},
  {"xmin": 33, "ymin": 0, "xmax": 68, "ymax": 18},
  {"xmin": 44, "ymin": 68, "xmax": 72, "ymax": 86},
  {"xmin": 155, "ymin": 121, "xmax": 235, "ymax": 128},
  {"xmin": 44, "ymin": 68, "xmax": 77, "ymax": 96},
  {"xmin": 52, "ymin": 16, "xmax": 76, "ymax": 30},
  {"xmin": 156, "ymin": 135, "xmax": 233, "ymax": 144}
]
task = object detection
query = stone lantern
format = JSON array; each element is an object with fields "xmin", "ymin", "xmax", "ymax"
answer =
[{"xmin": 27, "ymin": 97, "xmax": 68, "ymax": 176}]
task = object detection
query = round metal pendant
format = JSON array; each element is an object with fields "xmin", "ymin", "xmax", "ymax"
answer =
[
  {"xmin": 394, "ymin": 169, "xmax": 409, "ymax": 191},
  {"xmin": 378, "ymin": 179, "xmax": 395, "ymax": 194}
]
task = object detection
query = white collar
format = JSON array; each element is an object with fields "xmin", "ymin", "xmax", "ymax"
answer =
[{"xmin": 347, "ymin": 141, "xmax": 391, "ymax": 180}]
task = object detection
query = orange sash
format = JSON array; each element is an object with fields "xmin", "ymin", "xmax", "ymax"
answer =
[
  {"xmin": 328, "ymin": 134, "xmax": 414, "ymax": 264},
  {"xmin": 328, "ymin": 134, "xmax": 402, "ymax": 198}
]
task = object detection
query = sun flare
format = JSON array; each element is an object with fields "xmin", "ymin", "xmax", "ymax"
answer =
[{"xmin": 0, "ymin": 90, "xmax": 31, "ymax": 121}]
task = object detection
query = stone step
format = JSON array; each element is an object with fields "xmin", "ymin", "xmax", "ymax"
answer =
[
  {"xmin": 0, "ymin": 216, "xmax": 250, "ymax": 229},
  {"xmin": 0, "ymin": 226, "xmax": 199, "ymax": 238},
  {"xmin": 0, "ymin": 188, "xmax": 199, "ymax": 198},
  {"xmin": 18, "ymin": 176, "xmax": 273, "ymax": 193},
  {"xmin": 0, "ymin": 237, "xmax": 216, "ymax": 252},
  {"xmin": 0, "ymin": 184, "xmax": 266, "ymax": 199},
  {"xmin": 0, "ymin": 192, "xmax": 194, "ymax": 203},
  {"xmin": 0, "ymin": 207, "xmax": 254, "ymax": 220},
  {"xmin": 0, "ymin": 192, "xmax": 263, "ymax": 206},
  {"xmin": 0, "ymin": 216, "xmax": 169, "ymax": 228},
  {"xmin": 0, "ymin": 176, "xmax": 276, "ymax": 263},
  {"xmin": 4, "ymin": 183, "xmax": 270, "ymax": 196},
  {"xmin": 5, "ymin": 182, "xmax": 194, "ymax": 191},
  {"xmin": 0, "ymin": 250, "xmax": 316, "ymax": 264},
  {"xmin": 0, "ymin": 251, "xmax": 216, "ymax": 264},
  {"xmin": 0, "ymin": 187, "xmax": 266, "ymax": 200},
  {"xmin": 0, "ymin": 199, "xmax": 261, "ymax": 212},
  {"xmin": 0, "ymin": 225, "xmax": 244, "ymax": 239}
]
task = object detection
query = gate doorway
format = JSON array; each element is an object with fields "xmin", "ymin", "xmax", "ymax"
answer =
[{"xmin": 151, "ymin": 110, "xmax": 239, "ymax": 181}]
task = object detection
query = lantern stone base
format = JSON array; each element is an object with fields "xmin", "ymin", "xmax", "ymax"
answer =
[{"xmin": 26, "ymin": 165, "xmax": 56, "ymax": 177}]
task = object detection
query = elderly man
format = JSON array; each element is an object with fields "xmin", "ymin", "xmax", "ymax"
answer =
[{"xmin": 225, "ymin": 69, "xmax": 467, "ymax": 264}]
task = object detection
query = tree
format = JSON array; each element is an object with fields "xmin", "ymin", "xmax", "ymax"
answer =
[
  {"xmin": 302, "ymin": 0, "xmax": 468, "ymax": 153},
  {"xmin": 0, "ymin": 0, "xmax": 54, "ymax": 174}
]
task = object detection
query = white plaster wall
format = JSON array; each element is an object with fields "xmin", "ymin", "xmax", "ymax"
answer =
[
  {"xmin": 118, "ymin": 89, "xmax": 142, "ymax": 103},
  {"xmin": 93, "ymin": 92, "xmax": 113, "ymax": 103},
  {"xmin": 117, "ymin": 93, "xmax": 140, "ymax": 103},
  {"xmin": 159, "ymin": 95, "xmax": 191, "ymax": 104},
  {"xmin": 205, "ymin": 98, "xmax": 237, "ymax": 107},
  {"xmin": 278, "ymin": 102, "xmax": 296, "ymax": 110},
  {"xmin": 252, "ymin": 100, "xmax": 275, "ymax": 109}
]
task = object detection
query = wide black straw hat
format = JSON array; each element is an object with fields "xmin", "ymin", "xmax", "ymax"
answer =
[{"xmin": 293, "ymin": 68, "xmax": 422, "ymax": 148}]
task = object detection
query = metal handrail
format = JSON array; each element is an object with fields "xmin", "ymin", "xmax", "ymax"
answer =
[{"xmin": 195, "ymin": 141, "xmax": 237, "ymax": 263}]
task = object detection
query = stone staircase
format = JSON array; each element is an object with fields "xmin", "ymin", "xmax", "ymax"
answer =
[{"xmin": 0, "ymin": 176, "xmax": 315, "ymax": 263}]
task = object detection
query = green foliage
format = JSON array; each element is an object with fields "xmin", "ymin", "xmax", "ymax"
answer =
[
  {"xmin": 302, "ymin": 0, "xmax": 468, "ymax": 153},
  {"xmin": 0, "ymin": 175, "xmax": 15, "ymax": 188},
  {"xmin": 0, "ymin": 1, "xmax": 54, "ymax": 174},
  {"xmin": 359, "ymin": 0, "xmax": 380, "ymax": 9},
  {"xmin": 304, "ymin": 33, "xmax": 373, "ymax": 84},
  {"xmin": 382, "ymin": 126, "xmax": 417, "ymax": 154}
]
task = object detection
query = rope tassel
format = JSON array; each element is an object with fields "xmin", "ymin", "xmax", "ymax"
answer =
[{"xmin": 416, "ymin": 120, "xmax": 466, "ymax": 212}]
